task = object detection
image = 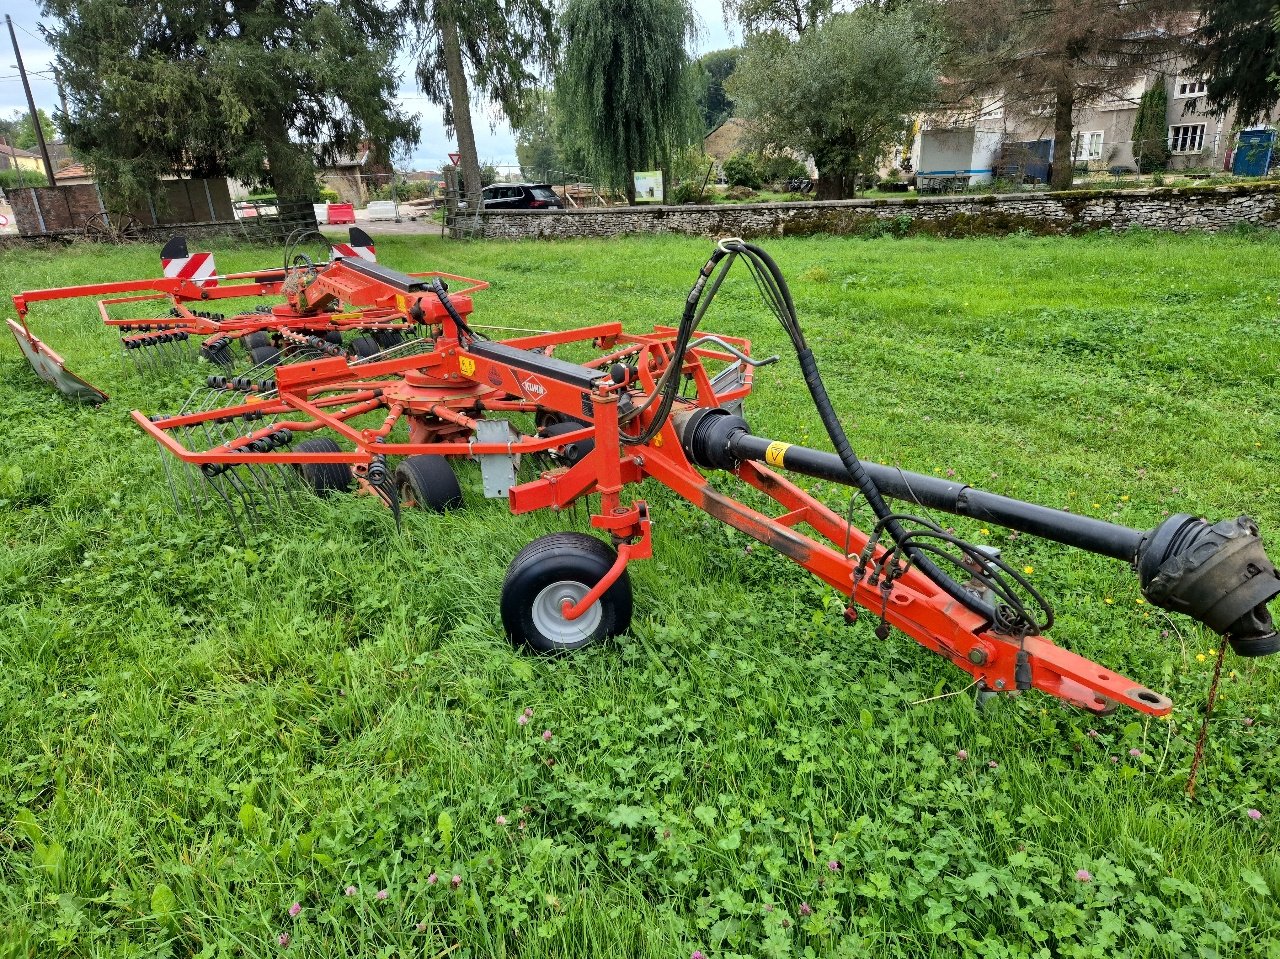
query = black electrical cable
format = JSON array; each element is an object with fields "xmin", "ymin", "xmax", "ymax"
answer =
[{"xmin": 431, "ymin": 277, "xmax": 487, "ymax": 342}]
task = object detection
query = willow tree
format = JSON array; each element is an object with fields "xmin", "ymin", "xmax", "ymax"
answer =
[
  {"xmin": 43, "ymin": 0, "xmax": 417, "ymax": 206},
  {"xmin": 404, "ymin": 0, "xmax": 557, "ymax": 213},
  {"xmin": 555, "ymin": 0, "xmax": 700, "ymax": 201}
]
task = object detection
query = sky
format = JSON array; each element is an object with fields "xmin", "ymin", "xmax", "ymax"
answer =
[{"xmin": 3, "ymin": 0, "xmax": 737, "ymax": 172}]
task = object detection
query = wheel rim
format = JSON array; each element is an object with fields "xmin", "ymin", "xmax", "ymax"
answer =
[{"xmin": 531, "ymin": 580, "xmax": 602, "ymax": 646}]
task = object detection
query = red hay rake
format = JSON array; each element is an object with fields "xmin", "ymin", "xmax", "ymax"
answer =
[
  {"xmin": 9, "ymin": 228, "xmax": 485, "ymax": 401},
  {"xmin": 118, "ymin": 239, "xmax": 1280, "ymax": 718}
]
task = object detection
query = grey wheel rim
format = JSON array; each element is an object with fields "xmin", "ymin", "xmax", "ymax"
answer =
[{"xmin": 531, "ymin": 580, "xmax": 602, "ymax": 647}]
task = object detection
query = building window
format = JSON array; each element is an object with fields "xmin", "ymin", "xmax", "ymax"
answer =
[
  {"xmin": 1175, "ymin": 78, "xmax": 1207, "ymax": 98},
  {"xmin": 1168, "ymin": 124, "xmax": 1206, "ymax": 153},
  {"xmin": 1075, "ymin": 130, "xmax": 1104, "ymax": 161}
]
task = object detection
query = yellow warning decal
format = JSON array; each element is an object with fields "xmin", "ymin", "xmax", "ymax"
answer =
[
  {"xmin": 330, "ymin": 311, "xmax": 360, "ymax": 322},
  {"xmin": 459, "ymin": 356, "xmax": 476, "ymax": 377},
  {"xmin": 395, "ymin": 294, "xmax": 407, "ymax": 312},
  {"xmin": 764, "ymin": 441, "xmax": 790, "ymax": 467}
]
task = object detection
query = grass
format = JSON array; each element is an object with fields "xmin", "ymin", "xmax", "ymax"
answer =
[{"xmin": 2, "ymin": 228, "xmax": 1280, "ymax": 958}]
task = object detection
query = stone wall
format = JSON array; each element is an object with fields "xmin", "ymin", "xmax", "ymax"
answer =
[{"xmin": 477, "ymin": 182, "xmax": 1280, "ymax": 240}]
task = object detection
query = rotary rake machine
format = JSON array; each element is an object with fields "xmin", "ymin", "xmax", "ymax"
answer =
[
  {"xmin": 7, "ymin": 228, "xmax": 487, "ymax": 404},
  {"xmin": 130, "ymin": 239, "xmax": 1280, "ymax": 719}
]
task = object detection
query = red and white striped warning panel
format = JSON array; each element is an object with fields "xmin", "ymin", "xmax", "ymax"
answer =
[
  {"xmin": 160, "ymin": 236, "xmax": 217, "ymax": 288},
  {"xmin": 330, "ymin": 241, "xmax": 377, "ymax": 262}
]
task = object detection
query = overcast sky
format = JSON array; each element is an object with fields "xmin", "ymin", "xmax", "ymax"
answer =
[{"xmin": 3, "ymin": 0, "xmax": 736, "ymax": 171}]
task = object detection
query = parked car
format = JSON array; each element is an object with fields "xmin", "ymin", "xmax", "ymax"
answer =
[{"xmin": 481, "ymin": 183, "xmax": 564, "ymax": 210}]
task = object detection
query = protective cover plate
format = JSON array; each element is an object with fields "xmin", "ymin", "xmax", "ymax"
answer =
[{"xmin": 6, "ymin": 319, "xmax": 109, "ymax": 405}]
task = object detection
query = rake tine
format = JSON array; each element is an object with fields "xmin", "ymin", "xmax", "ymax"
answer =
[{"xmin": 204, "ymin": 471, "xmax": 249, "ymax": 540}]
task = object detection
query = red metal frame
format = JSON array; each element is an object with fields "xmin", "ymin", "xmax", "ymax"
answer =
[{"xmin": 133, "ymin": 276, "xmax": 1173, "ymax": 718}]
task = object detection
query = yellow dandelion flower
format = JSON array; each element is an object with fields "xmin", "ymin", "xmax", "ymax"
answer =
[
  {"xmin": 980, "ymin": 529, "xmax": 989, "ymax": 536},
  {"xmin": 1093, "ymin": 503, "xmax": 1101, "ymax": 509},
  {"xmin": 1135, "ymin": 598, "xmax": 1145, "ymax": 605},
  {"xmin": 1121, "ymin": 495, "xmax": 1130, "ymax": 502},
  {"xmin": 1104, "ymin": 598, "xmax": 1114, "ymax": 605},
  {"xmin": 1024, "ymin": 565, "xmax": 1034, "ymax": 575},
  {"xmin": 1196, "ymin": 654, "xmax": 1206, "ymax": 663},
  {"xmin": 1209, "ymin": 649, "xmax": 1218, "ymax": 656}
]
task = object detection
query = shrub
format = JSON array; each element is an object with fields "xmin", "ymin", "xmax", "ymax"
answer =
[
  {"xmin": 670, "ymin": 180, "xmax": 701, "ymax": 204},
  {"xmin": 724, "ymin": 185, "xmax": 757, "ymax": 201},
  {"xmin": 723, "ymin": 151, "xmax": 763, "ymax": 189},
  {"xmin": 318, "ymin": 188, "xmax": 341, "ymax": 203},
  {"xmin": 761, "ymin": 154, "xmax": 807, "ymax": 185},
  {"xmin": 0, "ymin": 168, "xmax": 49, "ymax": 189}
]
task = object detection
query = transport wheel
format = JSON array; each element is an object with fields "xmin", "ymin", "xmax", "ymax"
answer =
[
  {"xmin": 350, "ymin": 336, "xmax": 381, "ymax": 359},
  {"xmin": 543, "ymin": 420, "xmax": 595, "ymax": 467},
  {"xmin": 244, "ymin": 331, "xmax": 271, "ymax": 350},
  {"xmin": 248, "ymin": 344, "xmax": 281, "ymax": 367},
  {"xmin": 293, "ymin": 437, "xmax": 352, "ymax": 496},
  {"xmin": 323, "ymin": 331, "xmax": 345, "ymax": 345},
  {"xmin": 501, "ymin": 533, "xmax": 632, "ymax": 653},
  {"xmin": 394, "ymin": 455, "xmax": 463, "ymax": 512},
  {"xmin": 372, "ymin": 330, "xmax": 405, "ymax": 349}
]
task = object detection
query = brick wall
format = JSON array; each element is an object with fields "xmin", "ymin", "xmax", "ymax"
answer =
[{"xmin": 476, "ymin": 182, "xmax": 1280, "ymax": 240}]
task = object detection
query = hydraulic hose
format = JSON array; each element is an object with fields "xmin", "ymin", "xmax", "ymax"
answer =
[{"xmin": 717, "ymin": 240, "xmax": 1002, "ymax": 626}]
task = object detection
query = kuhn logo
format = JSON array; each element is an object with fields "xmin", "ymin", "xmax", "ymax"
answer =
[{"xmin": 521, "ymin": 376, "xmax": 546, "ymax": 399}]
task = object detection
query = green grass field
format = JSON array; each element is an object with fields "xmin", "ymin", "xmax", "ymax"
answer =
[{"xmin": 2, "ymin": 229, "xmax": 1280, "ymax": 958}]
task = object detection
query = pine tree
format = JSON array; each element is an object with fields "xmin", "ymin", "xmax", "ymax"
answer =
[{"xmin": 43, "ymin": 0, "xmax": 417, "ymax": 206}]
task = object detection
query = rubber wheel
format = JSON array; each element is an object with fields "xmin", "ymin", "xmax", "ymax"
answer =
[
  {"xmin": 372, "ymin": 330, "xmax": 405, "ymax": 349},
  {"xmin": 543, "ymin": 420, "xmax": 595, "ymax": 467},
  {"xmin": 244, "ymin": 331, "xmax": 271, "ymax": 350},
  {"xmin": 501, "ymin": 532, "xmax": 632, "ymax": 653},
  {"xmin": 293, "ymin": 437, "xmax": 352, "ymax": 496},
  {"xmin": 394, "ymin": 455, "xmax": 463, "ymax": 512},
  {"xmin": 323, "ymin": 331, "xmax": 345, "ymax": 345},
  {"xmin": 248, "ymin": 344, "xmax": 281, "ymax": 367},
  {"xmin": 350, "ymin": 336, "xmax": 381, "ymax": 359}
]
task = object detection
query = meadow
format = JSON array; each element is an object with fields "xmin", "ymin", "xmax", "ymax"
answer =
[{"xmin": 2, "ymin": 227, "xmax": 1279, "ymax": 958}]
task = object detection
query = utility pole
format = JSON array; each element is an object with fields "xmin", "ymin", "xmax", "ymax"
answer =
[{"xmin": 6, "ymin": 14, "xmax": 56, "ymax": 186}]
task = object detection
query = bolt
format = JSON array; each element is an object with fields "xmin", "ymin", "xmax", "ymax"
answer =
[
  {"xmin": 995, "ymin": 679, "xmax": 1006, "ymax": 689},
  {"xmin": 967, "ymin": 648, "xmax": 988, "ymax": 665}
]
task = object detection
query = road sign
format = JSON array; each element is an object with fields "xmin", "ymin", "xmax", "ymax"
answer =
[{"xmin": 448, "ymin": 152, "xmax": 461, "ymax": 166}]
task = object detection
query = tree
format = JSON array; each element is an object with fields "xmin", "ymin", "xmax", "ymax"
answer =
[
  {"xmin": 404, "ymin": 0, "xmax": 557, "ymax": 214},
  {"xmin": 1194, "ymin": 0, "xmax": 1280, "ymax": 122},
  {"xmin": 513, "ymin": 89, "xmax": 570, "ymax": 180},
  {"xmin": 697, "ymin": 48, "xmax": 740, "ymax": 132},
  {"xmin": 556, "ymin": 0, "xmax": 701, "ymax": 201},
  {"xmin": 942, "ymin": 0, "xmax": 1191, "ymax": 191},
  {"xmin": 9, "ymin": 108, "xmax": 57, "ymax": 151},
  {"xmin": 727, "ymin": 6, "xmax": 939, "ymax": 199},
  {"xmin": 42, "ymin": 0, "xmax": 416, "ymax": 206},
  {"xmin": 1132, "ymin": 83, "xmax": 1172, "ymax": 174},
  {"xmin": 722, "ymin": 0, "xmax": 832, "ymax": 36}
]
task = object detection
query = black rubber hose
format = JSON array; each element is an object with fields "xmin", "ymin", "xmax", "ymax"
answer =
[{"xmin": 731, "ymin": 240, "xmax": 1000, "ymax": 626}]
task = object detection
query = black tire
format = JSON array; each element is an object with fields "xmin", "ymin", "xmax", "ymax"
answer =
[
  {"xmin": 501, "ymin": 532, "xmax": 632, "ymax": 653},
  {"xmin": 323, "ymin": 331, "xmax": 345, "ymax": 346},
  {"xmin": 244, "ymin": 332, "xmax": 271, "ymax": 350},
  {"xmin": 543, "ymin": 420, "xmax": 595, "ymax": 467},
  {"xmin": 293, "ymin": 437, "xmax": 352, "ymax": 496},
  {"xmin": 372, "ymin": 330, "xmax": 405, "ymax": 349},
  {"xmin": 248, "ymin": 344, "xmax": 281, "ymax": 367},
  {"xmin": 350, "ymin": 336, "xmax": 381, "ymax": 359},
  {"xmin": 394, "ymin": 455, "xmax": 463, "ymax": 512}
]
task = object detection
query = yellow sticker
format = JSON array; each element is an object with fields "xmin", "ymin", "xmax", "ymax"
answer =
[
  {"xmin": 330, "ymin": 311, "xmax": 360, "ymax": 322},
  {"xmin": 458, "ymin": 356, "xmax": 476, "ymax": 377},
  {"xmin": 395, "ymin": 294, "xmax": 407, "ymax": 312},
  {"xmin": 764, "ymin": 441, "xmax": 790, "ymax": 467}
]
